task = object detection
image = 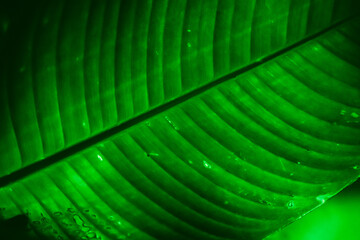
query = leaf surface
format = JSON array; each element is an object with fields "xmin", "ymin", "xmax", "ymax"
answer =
[{"xmin": 0, "ymin": 0, "xmax": 359, "ymax": 239}]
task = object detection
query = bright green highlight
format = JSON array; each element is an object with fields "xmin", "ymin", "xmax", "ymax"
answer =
[{"xmin": 0, "ymin": 0, "xmax": 359, "ymax": 240}]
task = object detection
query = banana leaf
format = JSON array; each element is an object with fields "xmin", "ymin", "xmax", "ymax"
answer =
[{"xmin": 0, "ymin": 0, "xmax": 359, "ymax": 239}]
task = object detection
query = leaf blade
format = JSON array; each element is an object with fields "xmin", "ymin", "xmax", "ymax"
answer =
[{"xmin": 0, "ymin": 1, "xmax": 359, "ymax": 239}]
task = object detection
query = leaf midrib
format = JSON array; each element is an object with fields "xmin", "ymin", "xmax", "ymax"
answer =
[{"xmin": 0, "ymin": 16, "xmax": 355, "ymax": 189}]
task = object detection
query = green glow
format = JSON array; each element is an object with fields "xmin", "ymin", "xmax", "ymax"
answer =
[{"xmin": 0, "ymin": 0, "xmax": 359, "ymax": 240}]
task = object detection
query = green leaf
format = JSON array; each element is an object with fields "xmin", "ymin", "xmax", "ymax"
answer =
[
  {"xmin": 265, "ymin": 181, "xmax": 360, "ymax": 240},
  {"xmin": 0, "ymin": 0, "xmax": 359, "ymax": 239}
]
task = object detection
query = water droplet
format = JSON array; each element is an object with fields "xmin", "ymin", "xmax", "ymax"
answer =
[
  {"xmin": 97, "ymin": 154, "xmax": 103, "ymax": 161},
  {"xmin": 203, "ymin": 160, "xmax": 211, "ymax": 169},
  {"xmin": 260, "ymin": 199, "xmax": 272, "ymax": 206},
  {"xmin": 188, "ymin": 160, "xmax": 193, "ymax": 165},
  {"xmin": 289, "ymin": 173, "xmax": 294, "ymax": 176},
  {"xmin": 117, "ymin": 221, "xmax": 122, "ymax": 225},
  {"xmin": 82, "ymin": 122, "xmax": 86, "ymax": 127},
  {"xmin": 53, "ymin": 212, "xmax": 63, "ymax": 217},
  {"xmin": 353, "ymin": 165, "xmax": 359, "ymax": 170},
  {"xmin": 86, "ymin": 232, "xmax": 96, "ymax": 238},
  {"xmin": 164, "ymin": 116, "xmax": 179, "ymax": 130},
  {"xmin": 287, "ymin": 200, "xmax": 295, "ymax": 208},
  {"xmin": 62, "ymin": 221, "xmax": 73, "ymax": 227},
  {"xmin": 297, "ymin": 162, "xmax": 301, "ymax": 165},
  {"xmin": 340, "ymin": 109, "xmax": 346, "ymax": 115},
  {"xmin": 82, "ymin": 226, "xmax": 91, "ymax": 232},
  {"xmin": 187, "ymin": 29, "xmax": 191, "ymax": 33},
  {"xmin": 224, "ymin": 200, "xmax": 229, "ymax": 205},
  {"xmin": 187, "ymin": 42, "xmax": 192, "ymax": 48},
  {"xmin": 146, "ymin": 152, "xmax": 159, "ymax": 157},
  {"xmin": 351, "ymin": 112, "xmax": 359, "ymax": 118},
  {"xmin": 67, "ymin": 208, "xmax": 76, "ymax": 213},
  {"xmin": 73, "ymin": 215, "xmax": 84, "ymax": 226}
]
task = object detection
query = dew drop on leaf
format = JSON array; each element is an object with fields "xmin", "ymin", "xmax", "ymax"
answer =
[
  {"xmin": 73, "ymin": 215, "xmax": 84, "ymax": 226},
  {"xmin": 53, "ymin": 212, "xmax": 63, "ymax": 217},
  {"xmin": 86, "ymin": 232, "xmax": 97, "ymax": 238},
  {"xmin": 146, "ymin": 152, "xmax": 159, "ymax": 157},
  {"xmin": 164, "ymin": 116, "xmax": 179, "ymax": 130},
  {"xmin": 82, "ymin": 226, "xmax": 91, "ymax": 232},
  {"xmin": 351, "ymin": 112, "xmax": 359, "ymax": 118},
  {"xmin": 203, "ymin": 160, "xmax": 211, "ymax": 169},
  {"xmin": 67, "ymin": 208, "xmax": 76, "ymax": 213},
  {"xmin": 287, "ymin": 200, "xmax": 295, "ymax": 208}
]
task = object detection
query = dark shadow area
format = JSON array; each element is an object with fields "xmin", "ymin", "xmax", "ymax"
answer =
[{"xmin": 0, "ymin": 214, "xmax": 47, "ymax": 240}]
